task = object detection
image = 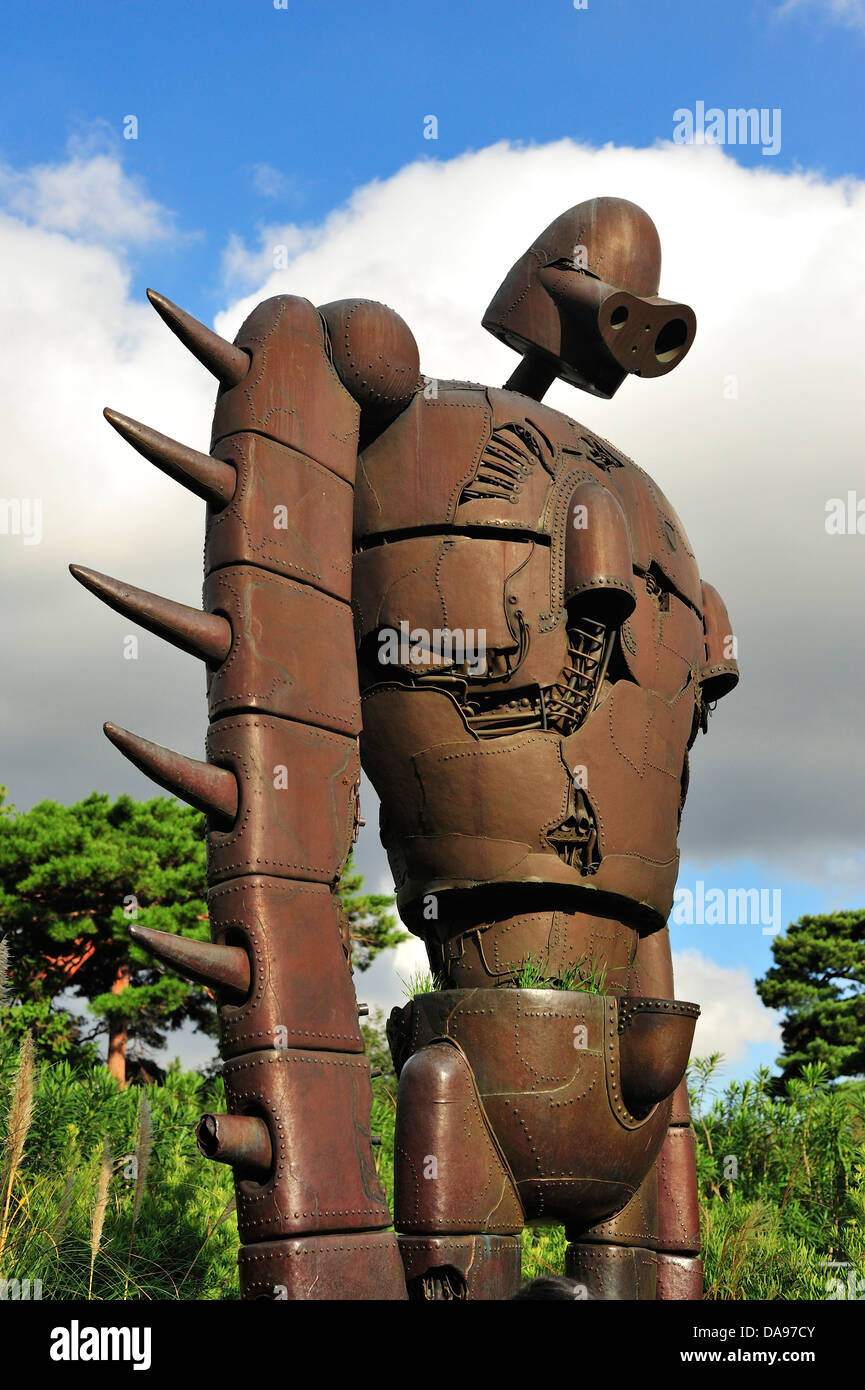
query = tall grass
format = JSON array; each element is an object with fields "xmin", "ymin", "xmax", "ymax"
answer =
[
  {"xmin": 398, "ymin": 969, "xmax": 444, "ymax": 999},
  {"xmin": 89, "ymin": 1138, "xmax": 112, "ymax": 1299},
  {"xmin": 511, "ymin": 951, "xmax": 625, "ymax": 994},
  {"xmin": 0, "ymin": 1038, "xmax": 238, "ymax": 1300},
  {"xmin": 690, "ymin": 1056, "xmax": 865, "ymax": 1298},
  {"xmin": 400, "ymin": 955, "xmax": 625, "ymax": 996},
  {"xmin": 0, "ymin": 1031, "xmax": 34, "ymax": 1265}
]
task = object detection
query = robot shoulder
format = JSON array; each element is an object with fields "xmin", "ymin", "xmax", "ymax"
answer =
[{"xmin": 318, "ymin": 298, "xmax": 422, "ymax": 425}]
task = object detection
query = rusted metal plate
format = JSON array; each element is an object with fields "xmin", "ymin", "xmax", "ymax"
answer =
[
  {"xmin": 580, "ymin": 1162, "xmax": 659, "ymax": 1249},
  {"xmin": 700, "ymin": 580, "xmax": 740, "ymax": 701},
  {"xmin": 420, "ymin": 898, "xmax": 638, "ymax": 993},
  {"xmin": 398, "ymin": 1234, "xmax": 521, "ymax": 1301},
  {"xmin": 206, "ymin": 433, "xmax": 355, "ymax": 601},
  {"xmin": 565, "ymin": 1241, "xmax": 657, "ymax": 1299},
  {"xmin": 205, "ymin": 715, "xmax": 359, "ymax": 885},
  {"xmin": 618, "ymin": 998, "xmax": 700, "ymax": 1113},
  {"xmin": 657, "ymin": 1125, "xmax": 701, "ymax": 1254},
  {"xmin": 393, "ymin": 1040, "xmax": 524, "ymax": 1235},
  {"xmin": 354, "ymin": 387, "xmax": 490, "ymax": 539},
  {"xmin": 669, "ymin": 1076, "xmax": 692, "ymax": 1127},
  {"xmin": 210, "ymin": 295, "xmax": 360, "ymax": 479},
  {"xmin": 319, "ymin": 299, "xmax": 421, "ymax": 425},
  {"xmin": 391, "ymin": 990, "xmax": 679, "ymax": 1229},
  {"xmin": 239, "ymin": 1232, "xmax": 408, "ymax": 1301},
  {"xmin": 204, "ymin": 565, "xmax": 359, "ymax": 734},
  {"xmin": 353, "ymin": 534, "xmax": 530, "ymax": 656},
  {"xmin": 656, "ymin": 1252, "xmax": 704, "ymax": 1301},
  {"xmin": 208, "ymin": 876, "xmax": 364, "ymax": 1059},
  {"xmin": 222, "ymin": 1048, "xmax": 390, "ymax": 1243},
  {"xmin": 361, "ymin": 680, "xmax": 688, "ymax": 925}
]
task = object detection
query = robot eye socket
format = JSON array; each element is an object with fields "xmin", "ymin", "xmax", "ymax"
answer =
[
  {"xmin": 609, "ymin": 306, "xmax": 629, "ymax": 330},
  {"xmin": 654, "ymin": 318, "xmax": 688, "ymax": 363}
]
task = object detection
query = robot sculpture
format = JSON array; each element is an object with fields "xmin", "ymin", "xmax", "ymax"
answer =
[{"xmin": 71, "ymin": 197, "xmax": 738, "ymax": 1300}]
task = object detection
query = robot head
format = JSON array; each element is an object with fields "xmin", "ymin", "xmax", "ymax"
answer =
[{"xmin": 482, "ymin": 197, "xmax": 696, "ymax": 399}]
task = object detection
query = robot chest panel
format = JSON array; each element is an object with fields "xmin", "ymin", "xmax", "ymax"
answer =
[
  {"xmin": 352, "ymin": 531, "xmax": 567, "ymax": 689},
  {"xmin": 354, "ymin": 385, "xmax": 585, "ymax": 541}
]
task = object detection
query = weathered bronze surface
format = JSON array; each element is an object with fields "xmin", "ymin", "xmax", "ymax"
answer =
[{"xmin": 74, "ymin": 197, "xmax": 737, "ymax": 1300}]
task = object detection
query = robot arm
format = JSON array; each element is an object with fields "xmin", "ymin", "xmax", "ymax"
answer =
[
  {"xmin": 73, "ymin": 290, "xmax": 410, "ymax": 1300},
  {"xmin": 700, "ymin": 580, "xmax": 739, "ymax": 706},
  {"xmin": 698, "ymin": 580, "xmax": 739, "ymax": 737}
]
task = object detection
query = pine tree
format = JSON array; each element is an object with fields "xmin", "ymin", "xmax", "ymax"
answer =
[
  {"xmin": 0, "ymin": 788, "xmax": 406, "ymax": 1084},
  {"xmin": 0, "ymin": 790, "xmax": 209, "ymax": 1085},
  {"xmin": 756, "ymin": 910, "xmax": 865, "ymax": 1082}
]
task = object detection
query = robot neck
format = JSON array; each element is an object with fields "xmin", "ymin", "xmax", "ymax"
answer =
[{"xmin": 504, "ymin": 353, "xmax": 559, "ymax": 402}]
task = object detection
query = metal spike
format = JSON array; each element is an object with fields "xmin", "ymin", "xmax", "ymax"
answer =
[
  {"xmin": 70, "ymin": 565, "xmax": 232, "ymax": 666},
  {"xmin": 103, "ymin": 408, "xmax": 235, "ymax": 506},
  {"xmin": 129, "ymin": 924, "xmax": 250, "ymax": 996},
  {"xmin": 146, "ymin": 289, "xmax": 249, "ymax": 387},
  {"xmin": 196, "ymin": 1114, "xmax": 273, "ymax": 1176},
  {"xmin": 103, "ymin": 723, "xmax": 238, "ymax": 822}
]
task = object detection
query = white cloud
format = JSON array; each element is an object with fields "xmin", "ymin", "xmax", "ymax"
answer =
[
  {"xmin": 360, "ymin": 935, "xmax": 428, "ymax": 1021},
  {"xmin": 250, "ymin": 162, "xmax": 297, "ymax": 200},
  {"xmin": 222, "ymin": 223, "xmax": 307, "ymax": 285},
  {"xmin": 673, "ymin": 948, "xmax": 782, "ymax": 1066},
  {"xmin": 0, "ymin": 151, "xmax": 176, "ymax": 245},
  {"xmin": 775, "ymin": 0, "xmax": 865, "ymax": 33},
  {"xmin": 0, "ymin": 150, "xmax": 214, "ymax": 813}
]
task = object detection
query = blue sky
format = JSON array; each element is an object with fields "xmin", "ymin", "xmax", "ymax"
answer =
[
  {"xmin": 3, "ymin": 0, "xmax": 862, "ymax": 322},
  {"xmin": 2, "ymin": 0, "xmax": 863, "ymax": 1087}
]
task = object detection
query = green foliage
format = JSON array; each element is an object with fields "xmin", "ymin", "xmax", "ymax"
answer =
[
  {"xmin": 688, "ymin": 1054, "xmax": 865, "ymax": 1297},
  {"xmin": 511, "ymin": 951, "xmax": 624, "ymax": 994},
  {"xmin": 340, "ymin": 856, "xmax": 409, "ymax": 971},
  {"xmin": 399, "ymin": 969, "xmax": 444, "ymax": 998},
  {"xmin": 0, "ymin": 789, "xmax": 405, "ymax": 1078},
  {"xmin": 0, "ymin": 998, "xmax": 99, "ymax": 1065},
  {"xmin": 0, "ymin": 791, "xmax": 211, "ymax": 1073},
  {"xmin": 756, "ymin": 910, "xmax": 865, "ymax": 1083},
  {"xmin": 520, "ymin": 1225, "xmax": 567, "ymax": 1280},
  {"xmin": 362, "ymin": 1009, "xmax": 397, "ymax": 1084},
  {"xmin": 0, "ymin": 1029, "xmax": 237, "ymax": 1299},
  {"xmin": 364, "ymin": 1004, "xmax": 400, "ymax": 1197}
]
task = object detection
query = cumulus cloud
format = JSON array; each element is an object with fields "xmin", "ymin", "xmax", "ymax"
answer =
[
  {"xmin": 361, "ymin": 935, "xmax": 428, "ymax": 1017},
  {"xmin": 0, "ymin": 150, "xmax": 214, "ymax": 810},
  {"xmin": 0, "ymin": 148, "xmax": 176, "ymax": 246},
  {"xmin": 672, "ymin": 948, "xmax": 783, "ymax": 1066}
]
